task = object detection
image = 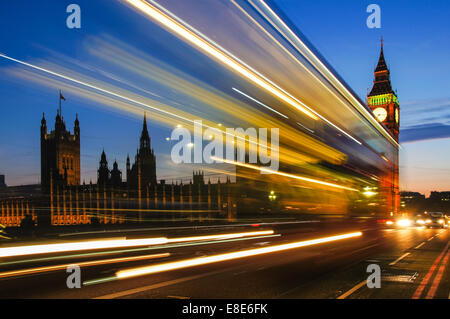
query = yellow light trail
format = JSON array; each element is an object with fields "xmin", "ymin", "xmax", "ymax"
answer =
[
  {"xmin": 210, "ymin": 156, "xmax": 358, "ymax": 192},
  {"xmin": 116, "ymin": 231, "xmax": 363, "ymax": 279},
  {"xmin": 125, "ymin": 0, "xmax": 318, "ymax": 120},
  {"xmin": 231, "ymin": 0, "xmax": 364, "ymax": 145},
  {"xmin": 127, "ymin": 0, "xmax": 365, "ymax": 146},
  {"xmin": 0, "ymin": 253, "xmax": 170, "ymax": 279},
  {"xmin": 0, "ymin": 230, "xmax": 274, "ymax": 258},
  {"xmin": 252, "ymin": 0, "xmax": 399, "ymax": 147},
  {"xmin": 166, "ymin": 230, "xmax": 274, "ymax": 243}
]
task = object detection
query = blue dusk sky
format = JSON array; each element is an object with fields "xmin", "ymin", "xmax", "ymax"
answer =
[{"xmin": 0, "ymin": 0, "xmax": 449, "ymax": 195}]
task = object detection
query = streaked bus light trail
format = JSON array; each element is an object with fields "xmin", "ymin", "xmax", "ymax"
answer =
[
  {"xmin": 0, "ymin": 230, "xmax": 274, "ymax": 258},
  {"xmin": 253, "ymin": 0, "xmax": 398, "ymax": 147},
  {"xmin": 125, "ymin": 0, "xmax": 318, "ymax": 120},
  {"xmin": 116, "ymin": 231, "xmax": 363, "ymax": 279},
  {"xmin": 211, "ymin": 156, "xmax": 358, "ymax": 192},
  {"xmin": 126, "ymin": 0, "xmax": 366, "ymax": 146}
]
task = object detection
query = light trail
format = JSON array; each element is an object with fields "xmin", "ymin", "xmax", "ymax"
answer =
[
  {"xmin": 0, "ymin": 238, "xmax": 168, "ymax": 258},
  {"xmin": 0, "ymin": 53, "xmax": 276, "ymax": 154},
  {"xmin": 251, "ymin": 0, "xmax": 398, "ymax": 147},
  {"xmin": 0, "ymin": 230, "xmax": 274, "ymax": 258},
  {"xmin": 125, "ymin": 0, "xmax": 318, "ymax": 120},
  {"xmin": 131, "ymin": 0, "xmax": 363, "ymax": 146},
  {"xmin": 1, "ymin": 234, "xmax": 281, "ymax": 268},
  {"xmin": 232, "ymin": 87, "xmax": 289, "ymax": 119},
  {"xmin": 115, "ymin": 231, "xmax": 363, "ymax": 279},
  {"xmin": 210, "ymin": 156, "xmax": 359, "ymax": 192},
  {"xmin": 166, "ymin": 230, "xmax": 274, "ymax": 243},
  {"xmin": 0, "ymin": 253, "xmax": 170, "ymax": 279},
  {"xmin": 230, "ymin": 0, "xmax": 358, "ymax": 143}
]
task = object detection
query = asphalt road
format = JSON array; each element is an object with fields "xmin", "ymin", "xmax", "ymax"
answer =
[{"xmin": 0, "ymin": 220, "xmax": 448, "ymax": 299}]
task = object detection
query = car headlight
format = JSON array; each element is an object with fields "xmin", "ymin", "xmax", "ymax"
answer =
[
  {"xmin": 438, "ymin": 219, "xmax": 444, "ymax": 224},
  {"xmin": 425, "ymin": 219, "xmax": 432, "ymax": 224},
  {"xmin": 397, "ymin": 219, "xmax": 411, "ymax": 227},
  {"xmin": 417, "ymin": 219, "xmax": 425, "ymax": 225}
]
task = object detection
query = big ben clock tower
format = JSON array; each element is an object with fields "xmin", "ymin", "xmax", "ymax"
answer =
[
  {"xmin": 368, "ymin": 39, "xmax": 400, "ymax": 141},
  {"xmin": 368, "ymin": 39, "xmax": 400, "ymax": 215}
]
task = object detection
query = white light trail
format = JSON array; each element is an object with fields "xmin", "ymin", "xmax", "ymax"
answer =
[
  {"xmin": 116, "ymin": 231, "xmax": 363, "ymax": 279},
  {"xmin": 0, "ymin": 230, "xmax": 275, "ymax": 258},
  {"xmin": 232, "ymin": 87, "xmax": 288, "ymax": 119},
  {"xmin": 252, "ymin": 0, "xmax": 398, "ymax": 147},
  {"xmin": 125, "ymin": 0, "xmax": 319, "ymax": 120},
  {"xmin": 0, "ymin": 238, "xmax": 168, "ymax": 258},
  {"xmin": 126, "ymin": 0, "xmax": 366, "ymax": 146},
  {"xmin": 0, "ymin": 53, "xmax": 276, "ymax": 153}
]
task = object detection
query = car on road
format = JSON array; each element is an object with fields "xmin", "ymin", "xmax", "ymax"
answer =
[{"xmin": 424, "ymin": 212, "xmax": 446, "ymax": 228}]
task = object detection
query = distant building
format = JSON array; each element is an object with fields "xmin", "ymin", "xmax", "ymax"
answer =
[
  {"xmin": 40, "ymin": 95, "xmax": 80, "ymax": 191},
  {"xmin": 97, "ymin": 150, "xmax": 123, "ymax": 188},
  {"xmin": 193, "ymin": 171, "xmax": 205, "ymax": 186},
  {"xmin": 429, "ymin": 191, "xmax": 450, "ymax": 202},
  {"xmin": 98, "ymin": 113, "xmax": 157, "ymax": 191},
  {"xmin": 400, "ymin": 191, "xmax": 426, "ymax": 213},
  {"xmin": 126, "ymin": 113, "xmax": 157, "ymax": 189},
  {"xmin": 401, "ymin": 192, "xmax": 426, "ymax": 201},
  {"xmin": 0, "ymin": 175, "xmax": 6, "ymax": 188}
]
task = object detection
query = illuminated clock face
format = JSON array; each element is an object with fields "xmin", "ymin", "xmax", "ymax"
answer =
[
  {"xmin": 395, "ymin": 109, "xmax": 399, "ymax": 124},
  {"xmin": 373, "ymin": 107, "xmax": 387, "ymax": 122}
]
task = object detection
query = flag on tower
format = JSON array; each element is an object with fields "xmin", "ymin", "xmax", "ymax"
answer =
[{"xmin": 59, "ymin": 91, "xmax": 66, "ymax": 101}]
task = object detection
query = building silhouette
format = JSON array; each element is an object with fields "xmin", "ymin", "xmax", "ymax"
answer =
[
  {"xmin": 0, "ymin": 175, "xmax": 6, "ymax": 188},
  {"xmin": 193, "ymin": 170, "xmax": 205, "ymax": 185},
  {"xmin": 97, "ymin": 149, "xmax": 123, "ymax": 188},
  {"xmin": 126, "ymin": 113, "xmax": 157, "ymax": 190},
  {"xmin": 40, "ymin": 100, "xmax": 80, "ymax": 192}
]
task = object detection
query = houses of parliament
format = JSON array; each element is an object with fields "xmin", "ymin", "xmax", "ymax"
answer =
[
  {"xmin": 41, "ymin": 106, "xmax": 158, "ymax": 192},
  {"xmin": 34, "ymin": 101, "xmax": 232, "ymax": 226}
]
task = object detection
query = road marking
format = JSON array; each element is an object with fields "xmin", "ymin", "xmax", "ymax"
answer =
[
  {"xmin": 93, "ymin": 270, "xmax": 223, "ymax": 299},
  {"xmin": 415, "ymin": 242, "xmax": 425, "ymax": 249},
  {"xmin": 412, "ymin": 241, "xmax": 450, "ymax": 299},
  {"xmin": 426, "ymin": 249, "xmax": 450, "ymax": 299},
  {"xmin": 389, "ymin": 253, "xmax": 410, "ymax": 266},
  {"xmin": 337, "ymin": 280, "xmax": 366, "ymax": 299},
  {"xmin": 427, "ymin": 237, "xmax": 434, "ymax": 242}
]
